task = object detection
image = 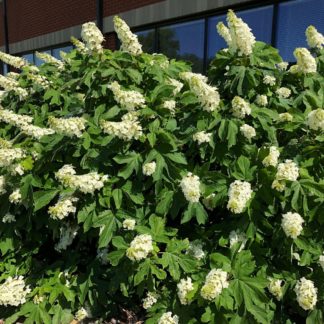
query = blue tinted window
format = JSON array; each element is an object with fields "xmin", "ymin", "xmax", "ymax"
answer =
[
  {"xmin": 52, "ymin": 46, "xmax": 73, "ymax": 59},
  {"xmin": 276, "ymin": 0, "xmax": 324, "ymax": 62},
  {"xmin": 3, "ymin": 64, "xmax": 9, "ymax": 75},
  {"xmin": 136, "ymin": 29, "xmax": 155, "ymax": 53},
  {"xmin": 22, "ymin": 53, "xmax": 34, "ymax": 64},
  {"xmin": 35, "ymin": 50, "xmax": 51, "ymax": 66},
  {"xmin": 207, "ymin": 6, "xmax": 274, "ymax": 62},
  {"xmin": 158, "ymin": 20, "xmax": 205, "ymax": 72}
]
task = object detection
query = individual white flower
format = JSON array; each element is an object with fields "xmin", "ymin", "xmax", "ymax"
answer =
[
  {"xmin": 275, "ymin": 160, "xmax": 299, "ymax": 182},
  {"xmin": 97, "ymin": 248, "xmax": 109, "ymax": 264},
  {"xmin": 201, "ymin": 269, "xmax": 229, "ymax": 301},
  {"xmin": 113, "ymin": 16, "xmax": 143, "ymax": 56},
  {"xmin": 180, "ymin": 172, "xmax": 201, "ymax": 203},
  {"xmin": 186, "ymin": 241, "xmax": 205, "ymax": 260},
  {"xmin": 268, "ymin": 278, "xmax": 283, "ymax": 301},
  {"xmin": 81, "ymin": 22, "xmax": 104, "ymax": 53},
  {"xmin": 226, "ymin": 10, "xmax": 256, "ymax": 56},
  {"xmin": 35, "ymin": 52, "xmax": 64, "ymax": 70},
  {"xmin": 229, "ymin": 230, "xmax": 247, "ymax": 252},
  {"xmin": 240, "ymin": 124, "xmax": 256, "ymax": 140},
  {"xmin": 0, "ymin": 51, "xmax": 27, "ymax": 69},
  {"xmin": 0, "ymin": 148, "xmax": 25, "ymax": 167},
  {"xmin": 0, "ymin": 175, "xmax": 6, "ymax": 194},
  {"xmin": 255, "ymin": 94, "xmax": 268, "ymax": 107},
  {"xmin": 177, "ymin": 277, "xmax": 194, "ymax": 305},
  {"xmin": 0, "ymin": 108, "xmax": 33, "ymax": 128},
  {"xmin": 217, "ymin": 22, "xmax": 233, "ymax": 48},
  {"xmin": 0, "ymin": 75, "xmax": 28, "ymax": 100},
  {"xmin": 142, "ymin": 291, "xmax": 158, "ymax": 309},
  {"xmin": 20, "ymin": 124, "xmax": 55, "ymax": 139},
  {"xmin": 281, "ymin": 212, "xmax": 304, "ymax": 239},
  {"xmin": 2, "ymin": 213, "xmax": 15, "ymax": 223},
  {"xmin": 263, "ymin": 75, "xmax": 276, "ymax": 86},
  {"xmin": 163, "ymin": 100, "xmax": 176, "ymax": 115},
  {"xmin": 75, "ymin": 307, "xmax": 89, "ymax": 321},
  {"xmin": 319, "ymin": 254, "xmax": 324, "ymax": 271},
  {"xmin": 9, "ymin": 189, "xmax": 22, "ymax": 204},
  {"xmin": 262, "ymin": 146, "xmax": 280, "ymax": 167},
  {"xmin": 294, "ymin": 278, "xmax": 317, "ymax": 310},
  {"xmin": 193, "ymin": 131, "xmax": 212, "ymax": 145},
  {"xmin": 108, "ymin": 81, "xmax": 145, "ymax": 111},
  {"xmin": 277, "ymin": 62, "xmax": 289, "ymax": 71},
  {"xmin": 232, "ymin": 96, "xmax": 251, "ymax": 118},
  {"xmin": 278, "ymin": 112, "xmax": 293, "ymax": 122},
  {"xmin": 48, "ymin": 197, "xmax": 79, "ymax": 220},
  {"xmin": 55, "ymin": 224, "xmax": 79, "ymax": 252},
  {"xmin": 126, "ymin": 234, "xmax": 153, "ymax": 261},
  {"xmin": 276, "ymin": 87, "xmax": 291, "ymax": 99},
  {"xmin": 100, "ymin": 112, "xmax": 143, "ymax": 141},
  {"xmin": 123, "ymin": 219, "xmax": 136, "ymax": 230},
  {"xmin": 143, "ymin": 161, "xmax": 156, "ymax": 176},
  {"xmin": 167, "ymin": 78, "xmax": 183, "ymax": 96},
  {"xmin": 227, "ymin": 180, "xmax": 252, "ymax": 214},
  {"xmin": 0, "ymin": 276, "xmax": 31, "ymax": 306},
  {"xmin": 294, "ymin": 48, "xmax": 317, "ymax": 74},
  {"xmin": 180, "ymin": 72, "xmax": 220, "ymax": 112},
  {"xmin": 48, "ymin": 116, "xmax": 87, "ymax": 137},
  {"xmin": 307, "ymin": 108, "xmax": 324, "ymax": 131},
  {"xmin": 158, "ymin": 312, "xmax": 179, "ymax": 324},
  {"xmin": 306, "ymin": 25, "xmax": 324, "ymax": 49}
]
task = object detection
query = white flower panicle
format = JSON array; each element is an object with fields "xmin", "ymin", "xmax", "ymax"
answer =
[
  {"xmin": 126, "ymin": 234, "xmax": 153, "ymax": 261},
  {"xmin": 216, "ymin": 22, "xmax": 233, "ymax": 48},
  {"xmin": 143, "ymin": 161, "xmax": 156, "ymax": 176},
  {"xmin": 262, "ymin": 146, "xmax": 280, "ymax": 167},
  {"xmin": 6, "ymin": 72, "xmax": 20, "ymax": 80},
  {"xmin": 9, "ymin": 189, "xmax": 22, "ymax": 204},
  {"xmin": 187, "ymin": 241, "xmax": 205, "ymax": 260},
  {"xmin": 294, "ymin": 278, "xmax": 317, "ymax": 311},
  {"xmin": 271, "ymin": 179, "xmax": 286, "ymax": 192},
  {"xmin": 48, "ymin": 116, "xmax": 87, "ymax": 137},
  {"xmin": 0, "ymin": 148, "xmax": 25, "ymax": 167},
  {"xmin": 268, "ymin": 278, "xmax": 283, "ymax": 301},
  {"xmin": 278, "ymin": 112, "xmax": 293, "ymax": 122},
  {"xmin": 33, "ymin": 295, "xmax": 44, "ymax": 304},
  {"xmin": 75, "ymin": 307, "xmax": 89, "ymax": 321},
  {"xmin": 177, "ymin": 277, "xmax": 194, "ymax": 305},
  {"xmin": 123, "ymin": 219, "xmax": 136, "ymax": 230},
  {"xmin": 81, "ymin": 22, "xmax": 104, "ymax": 53},
  {"xmin": 28, "ymin": 73, "xmax": 51, "ymax": 89},
  {"xmin": 158, "ymin": 312, "xmax": 179, "ymax": 324},
  {"xmin": 2, "ymin": 213, "xmax": 16, "ymax": 223},
  {"xmin": 167, "ymin": 78, "xmax": 183, "ymax": 96},
  {"xmin": 113, "ymin": 16, "xmax": 143, "ymax": 56},
  {"xmin": 180, "ymin": 172, "xmax": 201, "ymax": 203},
  {"xmin": 231, "ymin": 96, "xmax": 251, "ymax": 118},
  {"xmin": 71, "ymin": 36, "xmax": 88, "ymax": 54},
  {"xmin": 193, "ymin": 131, "xmax": 212, "ymax": 145},
  {"xmin": 306, "ymin": 25, "xmax": 324, "ymax": 49},
  {"xmin": 108, "ymin": 81, "xmax": 145, "ymax": 111},
  {"xmin": 48, "ymin": 197, "xmax": 79, "ymax": 220},
  {"xmin": 20, "ymin": 124, "xmax": 55, "ymax": 139},
  {"xmin": 0, "ymin": 175, "xmax": 6, "ymax": 194},
  {"xmin": 142, "ymin": 291, "xmax": 158, "ymax": 309},
  {"xmin": 163, "ymin": 100, "xmax": 176, "ymax": 115},
  {"xmin": 226, "ymin": 10, "xmax": 256, "ymax": 56},
  {"xmin": 201, "ymin": 269, "xmax": 229, "ymax": 301},
  {"xmin": 293, "ymin": 48, "xmax": 317, "ymax": 74},
  {"xmin": 0, "ymin": 137, "xmax": 12, "ymax": 149},
  {"xmin": 281, "ymin": 212, "xmax": 304, "ymax": 239},
  {"xmin": 0, "ymin": 75, "xmax": 28, "ymax": 100},
  {"xmin": 55, "ymin": 224, "xmax": 79, "ymax": 252},
  {"xmin": 263, "ymin": 75, "xmax": 276, "ymax": 86},
  {"xmin": 277, "ymin": 62, "xmax": 289, "ymax": 71},
  {"xmin": 0, "ymin": 276, "xmax": 31, "ymax": 306},
  {"xmin": 227, "ymin": 180, "xmax": 253, "ymax": 214},
  {"xmin": 180, "ymin": 72, "xmax": 220, "ymax": 112},
  {"xmin": 255, "ymin": 94, "xmax": 268, "ymax": 107},
  {"xmin": 276, "ymin": 87, "xmax": 291, "ymax": 98},
  {"xmin": 229, "ymin": 230, "xmax": 247, "ymax": 252},
  {"xmin": 0, "ymin": 108, "xmax": 33, "ymax": 128},
  {"xmin": 100, "ymin": 112, "xmax": 143, "ymax": 141},
  {"xmin": 9, "ymin": 163, "xmax": 25, "ymax": 176},
  {"xmin": 276, "ymin": 159, "xmax": 299, "ymax": 182},
  {"xmin": 55, "ymin": 165, "xmax": 108, "ymax": 194},
  {"xmin": 35, "ymin": 51, "xmax": 64, "ymax": 70},
  {"xmin": 240, "ymin": 124, "xmax": 256, "ymax": 140},
  {"xmin": 0, "ymin": 51, "xmax": 27, "ymax": 69},
  {"xmin": 307, "ymin": 108, "xmax": 324, "ymax": 131}
]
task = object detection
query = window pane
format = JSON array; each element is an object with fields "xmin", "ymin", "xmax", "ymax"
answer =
[
  {"xmin": 35, "ymin": 50, "xmax": 51, "ymax": 66},
  {"xmin": 136, "ymin": 29, "xmax": 155, "ymax": 53},
  {"xmin": 22, "ymin": 53, "xmax": 34, "ymax": 64},
  {"xmin": 3, "ymin": 63, "xmax": 9, "ymax": 75},
  {"xmin": 52, "ymin": 46, "xmax": 73, "ymax": 59},
  {"xmin": 207, "ymin": 6, "xmax": 274, "ymax": 62},
  {"xmin": 158, "ymin": 20, "xmax": 205, "ymax": 72},
  {"xmin": 276, "ymin": 0, "xmax": 324, "ymax": 62}
]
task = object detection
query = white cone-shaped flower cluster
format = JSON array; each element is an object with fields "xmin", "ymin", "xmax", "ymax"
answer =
[
  {"xmin": 158, "ymin": 312, "xmax": 179, "ymax": 324},
  {"xmin": 294, "ymin": 278, "xmax": 317, "ymax": 310},
  {"xmin": 81, "ymin": 22, "xmax": 104, "ymax": 53},
  {"xmin": 177, "ymin": 277, "xmax": 194, "ymax": 305},
  {"xmin": 142, "ymin": 161, "xmax": 156, "ymax": 176},
  {"xmin": 167, "ymin": 78, "xmax": 183, "ymax": 96},
  {"xmin": 278, "ymin": 112, "xmax": 293, "ymax": 122},
  {"xmin": 262, "ymin": 146, "xmax": 280, "ymax": 167},
  {"xmin": 193, "ymin": 131, "xmax": 212, "ymax": 145},
  {"xmin": 113, "ymin": 16, "xmax": 143, "ymax": 56},
  {"xmin": 20, "ymin": 124, "xmax": 55, "ymax": 139},
  {"xmin": 0, "ymin": 147, "xmax": 25, "ymax": 168},
  {"xmin": 281, "ymin": 212, "xmax": 304, "ymax": 239},
  {"xmin": 0, "ymin": 175, "xmax": 6, "ymax": 194},
  {"xmin": 0, "ymin": 276, "xmax": 31, "ymax": 306},
  {"xmin": 227, "ymin": 180, "xmax": 253, "ymax": 214},
  {"xmin": 0, "ymin": 108, "xmax": 33, "ymax": 128},
  {"xmin": 123, "ymin": 219, "xmax": 136, "ymax": 230},
  {"xmin": 216, "ymin": 22, "xmax": 233, "ymax": 48},
  {"xmin": 71, "ymin": 36, "xmax": 88, "ymax": 54},
  {"xmin": 48, "ymin": 116, "xmax": 87, "ymax": 137},
  {"xmin": 180, "ymin": 172, "xmax": 201, "ymax": 203},
  {"xmin": 240, "ymin": 124, "xmax": 256, "ymax": 140},
  {"xmin": 276, "ymin": 87, "xmax": 291, "ymax": 98},
  {"xmin": 55, "ymin": 224, "xmax": 79, "ymax": 252},
  {"xmin": 126, "ymin": 234, "xmax": 153, "ymax": 261},
  {"xmin": 35, "ymin": 51, "xmax": 64, "ymax": 70},
  {"xmin": 186, "ymin": 241, "xmax": 205, "ymax": 260},
  {"xmin": 293, "ymin": 48, "xmax": 317, "ymax": 74},
  {"xmin": 7, "ymin": 72, "xmax": 20, "ymax": 80},
  {"xmin": 255, "ymin": 94, "xmax": 268, "ymax": 107},
  {"xmin": 201, "ymin": 269, "xmax": 229, "ymax": 301},
  {"xmin": 142, "ymin": 291, "xmax": 158, "ymax": 309},
  {"xmin": 263, "ymin": 75, "xmax": 276, "ymax": 86},
  {"xmin": 307, "ymin": 108, "xmax": 324, "ymax": 131},
  {"xmin": 231, "ymin": 96, "xmax": 251, "ymax": 118},
  {"xmin": 0, "ymin": 51, "xmax": 27, "ymax": 69},
  {"xmin": 163, "ymin": 100, "xmax": 176, "ymax": 115},
  {"xmin": 2, "ymin": 213, "xmax": 15, "ymax": 223},
  {"xmin": 229, "ymin": 230, "xmax": 247, "ymax": 252},
  {"xmin": 9, "ymin": 189, "xmax": 22, "ymax": 204},
  {"xmin": 306, "ymin": 25, "xmax": 324, "ymax": 49},
  {"xmin": 275, "ymin": 160, "xmax": 299, "ymax": 182},
  {"xmin": 0, "ymin": 75, "xmax": 28, "ymax": 100},
  {"xmin": 180, "ymin": 72, "xmax": 220, "ymax": 112},
  {"xmin": 268, "ymin": 278, "xmax": 283, "ymax": 301},
  {"xmin": 28, "ymin": 73, "xmax": 51, "ymax": 89},
  {"xmin": 100, "ymin": 112, "xmax": 143, "ymax": 141},
  {"xmin": 48, "ymin": 197, "xmax": 79, "ymax": 220}
]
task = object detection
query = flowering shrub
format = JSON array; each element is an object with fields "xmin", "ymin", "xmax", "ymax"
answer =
[{"xmin": 0, "ymin": 10, "xmax": 324, "ymax": 323}]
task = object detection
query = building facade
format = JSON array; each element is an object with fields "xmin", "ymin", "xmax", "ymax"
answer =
[{"xmin": 0, "ymin": 0, "xmax": 323, "ymax": 72}]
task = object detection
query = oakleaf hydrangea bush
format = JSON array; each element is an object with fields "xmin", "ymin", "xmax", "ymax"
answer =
[{"xmin": 0, "ymin": 11, "xmax": 324, "ymax": 323}]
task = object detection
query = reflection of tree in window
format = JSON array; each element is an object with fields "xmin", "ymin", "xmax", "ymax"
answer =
[{"xmin": 137, "ymin": 30, "xmax": 155, "ymax": 53}]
